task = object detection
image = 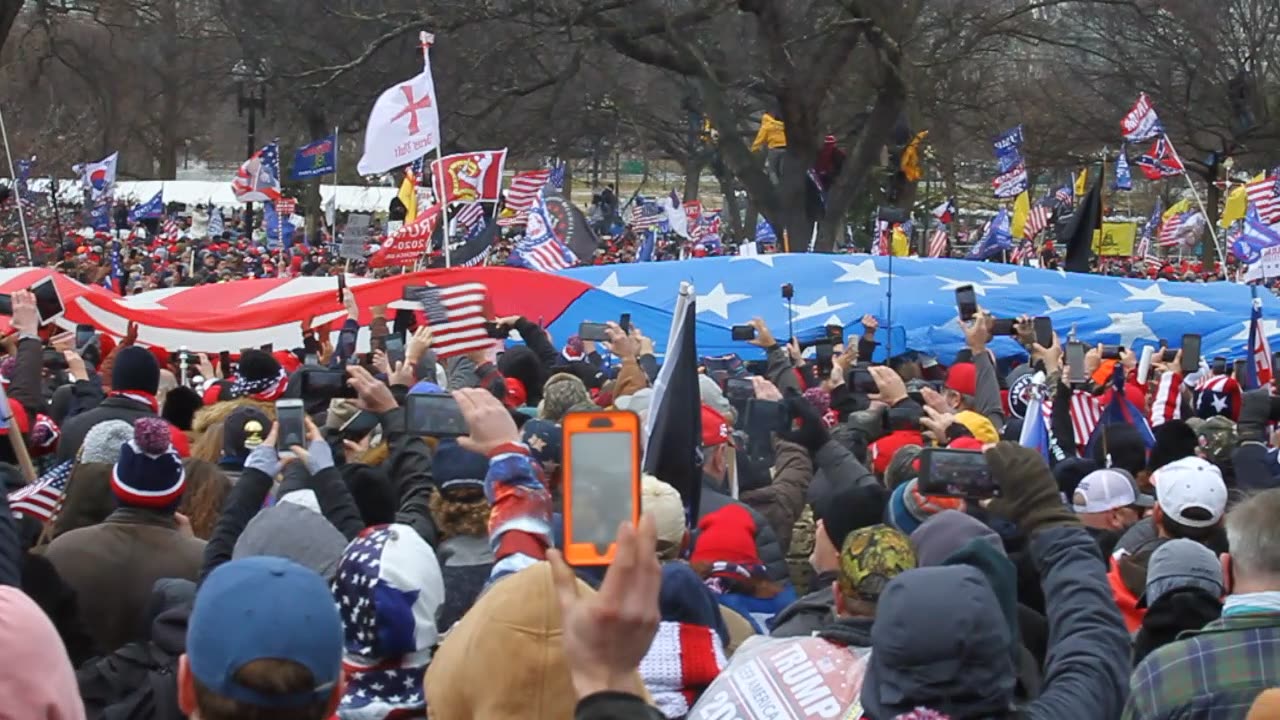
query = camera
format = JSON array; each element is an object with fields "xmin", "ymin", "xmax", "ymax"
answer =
[{"xmin": 781, "ymin": 283, "xmax": 794, "ymax": 300}]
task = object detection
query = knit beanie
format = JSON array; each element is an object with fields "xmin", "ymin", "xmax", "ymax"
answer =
[
  {"xmin": 111, "ymin": 346, "xmax": 161, "ymax": 395},
  {"xmin": 111, "ymin": 417, "xmax": 186, "ymax": 510},
  {"xmin": 431, "ymin": 440, "xmax": 489, "ymax": 496},
  {"xmin": 886, "ymin": 479, "xmax": 964, "ymax": 536},
  {"xmin": 691, "ymin": 505, "xmax": 761, "ymax": 569},
  {"xmin": 79, "ymin": 420, "xmax": 135, "ymax": 465}
]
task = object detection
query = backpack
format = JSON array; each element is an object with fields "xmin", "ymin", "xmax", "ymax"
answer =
[{"xmin": 77, "ymin": 641, "xmax": 183, "ymax": 720}]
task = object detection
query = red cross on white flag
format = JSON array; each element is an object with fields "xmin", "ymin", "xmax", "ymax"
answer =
[{"xmin": 357, "ymin": 38, "xmax": 441, "ymax": 176}]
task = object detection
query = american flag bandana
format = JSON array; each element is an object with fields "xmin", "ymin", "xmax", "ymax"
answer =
[
  {"xmin": 333, "ymin": 524, "xmax": 443, "ymax": 720},
  {"xmin": 227, "ymin": 368, "xmax": 290, "ymax": 402},
  {"xmin": 9, "ymin": 459, "xmax": 72, "ymax": 522}
]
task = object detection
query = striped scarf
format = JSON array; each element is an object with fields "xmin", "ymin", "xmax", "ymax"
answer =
[{"xmin": 639, "ymin": 621, "xmax": 727, "ymax": 719}]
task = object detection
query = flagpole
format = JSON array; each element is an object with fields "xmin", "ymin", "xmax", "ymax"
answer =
[
  {"xmin": 1160, "ymin": 132, "xmax": 1226, "ymax": 277},
  {"xmin": 331, "ymin": 125, "xmax": 339, "ymax": 235},
  {"xmin": 421, "ymin": 31, "xmax": 450, "ymax": 269},
  {"xmin": 0, "ymin": 107, "xmax": 33, "ymax": 262}
]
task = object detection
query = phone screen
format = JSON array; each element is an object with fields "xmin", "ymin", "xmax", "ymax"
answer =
[
  {"xmin": 31, "ymin": 279, "xmax": 64, "ymax": 324},
  {"xmin": 0, "ymin": 294, "xmax": 11, "ymax": 316},
  {"xmin": 1066, "ymin": 342, "xmax": 1087, "ymax": 384},
  {"xmin": 406, "ymin": 393, "xmax": 468, "ymax": 437},
  {"xmin": 337, "ymin": 273, "xmax": 347, "ymax": 303},
  {"xmin": 619, "ymin": 313, "xmax": 632, "ymax": 335},
  {"xmin": 301, "ymin": 370, "xmax": 355, "ymax": 399},
  {"xmin": 990, "ymin": 318, "xmax": 1016, "ymax": 336},
  {"xmin": 955, "ymin": 286, "xmax": 978, "ymax": 322},
  {"xmin": 578, "ymin": 322, "xmax": 610, "ymax": 342},
  {"xmin": 731, "ymin": 325, "xmax": 756, "ymax": 342},
  {"xmin": 383, "ymin": 334, "xmax": 405, "ymax": 365},
  {"xmin": 75, "ymin": 325, "xmax": 97, "ymax": 350},
  {"xmin": 1033, "ymin": 317, "xmax": 1053, "ymax": 348},
  {"xmin": 918, "ymin": 449, "xmax": 997, "ymax": 498},
  {"xmin": 276, "ymin": 402, "xmax": 306, "ymax": 450},
  {"xmin": 725, "ymin": 377, "xmax": 755, "ymax": 402},
  {"xmin": 568, "ymin": 431, "xmax": 637, "ymax": 549},
  {"xmin": 1234, "ymin": 359, "xmax": 1248, "ymax": 381},
  {"xmin": 1180, "ymin": 334, "xmax": 1201, "ymax": 375}
]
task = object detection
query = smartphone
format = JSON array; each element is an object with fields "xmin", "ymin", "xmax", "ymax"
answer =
[
  {"xmin": 299, "ymin": 369, "xmax": 357, "ymax": 399},
  {"xmin": 1101, "ymin": 345, "xmax": 1123, "ymax": 361},
  {"xmin": 619, "ymin": 313, "xmax": 632, "ymax": 335},
  {"xmin": 275, "ymin": 399, "xmax": 306, "ymax": 453},
  {"xmin": 483, "ymin": 321, "xmax": 508, "ymax": 339},
  {"xmin": 1066, "ymin": 342, "xmax": 1088, "ymax": 384},
  {"xmin": 259, "ymin": 343, "xmax": 274, "ymax": 353},
  {"xmin": 29, "ymin": 277, "xmax": 64, "ymax": 325},
  {"xmin": 405, "ymin": 392, "xmax": 468, "ymax": 437},
  {"xmin": 731, "ymin": 325, "xmax": 756, "ymax": 342},
  {"xmin": 815, "ymin": 341, "xmax": 834, "ymax": 362},
  {"xmin": 336, "ymin": 273, "xmax": 347, "ymax": 304},
  {"xmin": 955, "ymin": 285, "xmax": 978, "ymax": 322},
  {"xmin": 1180, "ymin": 334, "xmax": 1201, "ymax": 375},
  {"xmin": 0, "ymin": 294, "xmax": 11, "ymax": 315},
  {"xmin": 851, "ymin": 368, "xmax": 879, "ymax": 394},
  {"xmin": 218, "ymin": 351, "xmax": 232, "ymax": 377},
  {"xmin": 725, "ymin": 377, "xmax": 755, "ymax": 402},
  {"xmin": 561, "ymin": 411, "xmax": 642, "ymax": 566},
  {"xmin": 744, "ymin": 398, "xmax": 789, "ymax": 436},
  {"xmin": 338, "ymin": 328, "xmax": 358, "ymax": 357},
  {"xmin": 1033, "ymin": 317, "xmax": 1053, "ymax": 348},
  {"xmin": 383, "ymin": 334, "xmax": 405, "ymax": 365},
  {"xmin": 1234, "ymin": 359, "xmax": 1248, "ymax": 381},
  {"xmin": 916, "ymin": 447, "xmax": 998, "ymax": 499},
  {"xmin": 578, "ymin": 322, "xmax": 611, "ymax": 342},
  {"xmin": 991, "ymin": 318, "xmax": 1016, "ymax": 336},
  {"xmin": 1161, "ymin": 349, "xmax": 1178, "ymax": 363},
  {"xmin": 1212, "ymin": 357, "xmax": 1228, "ymax": 375},
  {"xmin": 74, "ymin": 324, "xmax": 97, "ymax": 351}
]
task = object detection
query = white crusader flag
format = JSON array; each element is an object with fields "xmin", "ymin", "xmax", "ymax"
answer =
[{"xmin": 357, "ymin": 37, "xmax": 441, "ymax": 176}]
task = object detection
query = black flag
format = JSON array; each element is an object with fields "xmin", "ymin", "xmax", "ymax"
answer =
[
  {"xmin": 642, "ymin": 283, "xmax": 702, "ymax": 519},
  {"xmin": 1062, "ymin": 171, "xmax": 1103, "ymax": 273},
  {"xmin": 544, "ymin": 193, "xmax": 602, "ymax": 262}
]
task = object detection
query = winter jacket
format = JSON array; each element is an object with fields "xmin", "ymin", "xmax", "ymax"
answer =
[
  {"xmin": 750, "ymin": 113, "xmax": 787, "ymax": 151},
  {"xmin": 44, "ymin": 508, "xmax": 204, "ymax": 656},
  {"xmin": 697, "ymin": 476, "xmax": 789, "ymax": 584},
  {"xmin": 1231, "ymin": 442, "xmax": 1280, "ymax": 490},
  {"xmin": 436, "ymin": 534, "xmax": 494, "ymax": 632},
  {"xmin": 815, "ymin": 615, "xmax": 874, "ymax": 648},
  {"xmin": 741, "ymin": 439, "xmax": 812, "ymax": 553},
  {"xmin": 806, "ymin": 438, "xmax": 878, "ymax": 509},
  {"xmin": 973, "ymin": 348, "xmax": 1006, "ymax": 435},
  {"xmin": 380, "ymin": 406, "xmax": 439, "ymax": 545},
  {"xmin": 9, "ymin": 336, "xmax": 45, "ymax": 420},
  {"xmin": 1132, "ymin": 588, "xmax": 1223, "ymax": 665},
  {"xmin": 769, "ymin": 571, "xmax": 837, "ymax": 639},
  {"xmin": 57, "ymin": 396, "xmax": 155, "ymax": 462}
]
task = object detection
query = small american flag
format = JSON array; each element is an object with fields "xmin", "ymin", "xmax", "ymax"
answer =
[
  {"xmin": 451, "ymin": 202, "xmax": 485, "ymax": 236},
  {"xmin": 403, "ymin": 283, "xmax": 494, "ymax": 359},
  {"xmin": 629, "ymin": 201, "xmax": 667, "ymax": 231},
  {"xmin": 9, "ymin": 460, "xmax": 72, "ymax": 522},
  {"xmin": 1247, "ymin": 175, "xmax": 1280, "ymax": 225},
  {"xmin": 1158, "ymin": 210, "xmax": 1196, "ymax": 247},
  {"xmin": 504, "ymin": 169, "xmax": 552, "ymax": 215},
  {"xmin": 231, "ymin": 141, "xmax": 282, "ymax": 203},
  {"xmin": 1010, "ymin": 239, "xmax": 1034, "ymax": 265},
  {"xmin": 927, "ymin": 226, "xmax": 949, "ymax": 257},
  {"xmin": 1023, "ymin": 200, "xmax": 1053, "ymax": 240},
  {"xmin": 162, "ymin": 216, "xmax": 180, "ymax": 241},
  {"xmin": 276, "ymin": 198, "xmax": 297, "ymax": 216},
  {"xmin": 1054, "ymin": 184, "xmax": 1074, "ymax": 209},
  {"xmin": 513, "ymin": 236, "xmax": 576, "ymax": 272},
  {"xmin": 1045, "ymin": 392, "xmax": 1103, "ymax": 448},
  {"xmin": 548, "ymin": 162, "xmax": 566, "ymax": 190}
]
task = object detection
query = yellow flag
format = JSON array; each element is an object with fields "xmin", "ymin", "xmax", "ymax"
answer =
[
  {"xmin": 398, "ymin": 170, "xmax": 418, "ymax": 223},
  {"xmin": 1074, "ymin": 168, "xmax": 1088, "ymax": 197},
  {"xmin": 1011, "ymin": 192, "xmax": 1030, "ymax": 239},
  {"xmin": 900, "ymin": 131, "xmax": 929, "ymax": 183},
  {"xmin": 891, "ymin": 225, "xmax": 911, "ymax": 256},
  {"xmin": 1091, "ymin": 222, "xmax": 1137, "ymax": 256},
  {"xmin": 1162, "ymin": 198, "xmax": 1191, "ymax": 225},
  {"xmin": 1221, "ymin": 184, "xmax": 1249, "ymax": 227}
]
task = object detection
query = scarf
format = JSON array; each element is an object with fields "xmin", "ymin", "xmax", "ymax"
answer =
[
  {"xmin": 228, "ymin": 368, "xmax": 289, "ymax": 401},
  {"xmin": 1223, "ymin": 591, "xmax": 1280, "ymax": 618},
  {"xmin": 639, "ymin": 621, "xmax": 727, "ymax": 719},
  {"xmin": 110, "ymin": 390, "xmax": 159, "ymax": 413},
  {"xmin": 339, "ymin": 653, "xmax": 430, "ymax": 720}
]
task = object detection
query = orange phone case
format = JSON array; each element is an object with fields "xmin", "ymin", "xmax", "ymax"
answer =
[{"xmin": 561, "ymin": 410, "xmax": 642, "ymax": 566}]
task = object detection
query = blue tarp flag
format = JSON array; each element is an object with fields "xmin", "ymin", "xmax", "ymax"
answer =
[
  {"xmin": 554, "ymin": 254, "xmax": 1280, "ymax": 362},
  {"xmin": 1114, "ymin": 148, "xmax": 1133, "ymax": 191},
  {"xmin": 128, "ymin": 191, "xmax": 165, "ymax": 224},
  {"xmin": 968, "ymin": 209, "xmax": 1012, "ymax": 260},
  {"xmin": 992, "ymin": 125, "xmax": 1024, "ymax": 174},
  {"xmin": 264, "ymin": 201, "xmax": 295, "ymax": 248},
  {"xmin": 290, "ymin": 135, "xmax": 337, "ymax": 180},
  {"xmin": 1231, "ymin": 205, "xmax": 1280, "ymax": 264}
]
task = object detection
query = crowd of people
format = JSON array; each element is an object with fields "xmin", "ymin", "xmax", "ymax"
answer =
[{"xmin": 0, "ymin": 268, "xmax": 1274, "ymax": 719}]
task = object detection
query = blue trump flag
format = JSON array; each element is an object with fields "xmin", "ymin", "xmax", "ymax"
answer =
[
  {"xmin": 992, "ymin": 125, "xmax": 1024, "ymax": 174},
  {"xmin": 128, "ymin": 191, "xmax": 164, "ymax": 224},
  {"xmin": 1114, "ymin": 148, "xmax": 1133, "ymax": 191},
  {"xmin": 1231, "ymin": 205, "xmax": 1280, "ymax": 265},
  {"xmin": 264, "ymin": 201, "xmax": 295, "ymax": 248},
  {"xmin": 290, "ymin": 135, "xmax": 337, "ymax": 180},
  {"xmin": 89, "ymin": 202, "xmax": 112, "ymax": 231},
  {"xmin": 637, "ymin": 230, "xmax": 657, "ymax": 262},
  {"xmin": 968, "ymin": 209, "xmax": 1013, "ymax": 260}
]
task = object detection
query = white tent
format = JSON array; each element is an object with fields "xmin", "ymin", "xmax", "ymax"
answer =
[{"xmin": 12, "ymin": 179, "xmax": 399, "ymax": 212}]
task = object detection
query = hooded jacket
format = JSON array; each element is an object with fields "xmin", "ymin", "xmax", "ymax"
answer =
[
  {"xmin": 0, "ymin": 585, "xmax": 87, "ymax": 720},
  {"xmin": 426, "ymin": 562, "xmax": 648, "ymax": 720},
  {"xmin": 769, "ymin": 570, "xmax": 837, "ymax": 639},
  {"xmin": 697, "ymin": 476, "xmax": 789, "ymax": 584},
  {"xmin": 1132, "ymin": 588, "xmax": 1223, "ymax": 665}
]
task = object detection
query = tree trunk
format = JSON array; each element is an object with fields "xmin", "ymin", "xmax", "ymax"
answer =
[
  {"xmin": 817, "ymin": 85, "xmax": 906, "ymax": 252},
  {"xmin": 1201, "ymin": 164, "xmax": 1220, "ymax": 267},
  {"xmin": 682, "ymin": 154, "xmax": 707, "ymax": 201},
  {"xmin": 0, "ymin": 1, "xmax": 24, "ymax": 57},
  {"xmin": 157, "ymin": 0, "xmax": 179, "ymax": 178},
  {"xmin": 716, "ymin": 166, "xmax": 743, "ymax": 239}
]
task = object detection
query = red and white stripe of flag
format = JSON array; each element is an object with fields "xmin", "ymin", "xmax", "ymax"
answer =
[
  {"xmin": 505, "ymin": 169, "xmax": 552, "ymax": 213},
  {"xmin": 452, "ymin": 202, "xmax": 484, "ymax": 232},
  {"xmin": 1247, "ymin": 176, "xmax": 1280, "ymax": 225},
  {"xmin": 413, "ymin": 283, "xmax": 493, "ymax": 359},
  {"xmin": 1149, "ymin": 372, "xmax": 1181, "ymax": 427},
  {"xmin": 276, "ymin": 198, "xmax": 297, "ymax": 216},
  {"xmin": 1024, "ymin": 204, "xmax": 1051, "ymax": 239},
  {"xmin": 927, "ymin": 227, "xmax": 948, "ymax": 258},
  {"xmin": 1051, "ymin": 391, "xmax": 1102, "ymax": 446}
]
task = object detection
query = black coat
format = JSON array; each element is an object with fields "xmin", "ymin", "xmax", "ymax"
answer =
[{"xmin": 57, "ymin": 395, "xmax": 154, "ymax": 462}]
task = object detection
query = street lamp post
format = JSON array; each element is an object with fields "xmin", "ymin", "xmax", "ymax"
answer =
[
  {"xmin": 234, "ymin": 60, "xmax": 267, "ymax": 227},
  {"xmin": 183, "ymin": 138, "xmax": 191, "ymax": 170}
]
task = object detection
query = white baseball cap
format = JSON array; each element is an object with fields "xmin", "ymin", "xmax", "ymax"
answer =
[
  {"xmin": 1151, "ymin": 457, "xmax": 1228, "ymax": 529},
  {"xmin": 1072, "ymin": 469, "xmax": 1154, "ymax": 514}
]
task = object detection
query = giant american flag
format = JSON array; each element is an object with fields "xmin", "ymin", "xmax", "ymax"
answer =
[
  {"xmin": 402, "ymin": 283, "xmax": 493, "ymax": 358},
  {"xmin": 1247, "ymin": 175, "xmax": 1280, "ymax": 225}
]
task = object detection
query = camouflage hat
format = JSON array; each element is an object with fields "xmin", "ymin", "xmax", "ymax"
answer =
[
  {"xmin": 538, "ymin": 373, "xmax": 593, "ymax": 422},
  {"xmin": 1195, "ymin": 416, "xmax": 1237, "ymax": 467},
  {"xmin": 837, "ymin": 524, "xmax": 916, "ymax": 602}
]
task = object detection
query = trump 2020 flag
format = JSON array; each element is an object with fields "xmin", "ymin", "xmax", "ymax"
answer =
[
  {"xmin": 1019, "ymin": 379, "xmax": 1051, "ymax": 462},
  {"xmin": 358, "ymin": 34, "xmax": 441, "ymax": 176},
  {"xmin": 1114, "ymin": 148, "xmax": 1133, "ymax": 191},
  {"xmin": 128, "ymin": 190, "xmax": 164, "ymax": 224},
  {"xmin": 264, "ymin": 201, "xmax": 295, "ymax": 249},
  {"xmin": 1247, "ymin": 295, "xmax": 1273, "ymax": 390},
  {"xmin": 74, "ymin": 152, "xmax": 118, "ymax": 201},
  {"xmin": 1121, "ymin": 92, "xmax": 1164, "ymax": 143},
  {"xmin": 992, "ymin": 125, "xmax": 1024, "ymax": 174},
  {"xmin": 291, "ymin": 135, "xmax": 337, "ymax": 180},
  {"xmin": 968, "ymin": 208, "xmax": 1012, "ymax": 259},
  {"xmin": 231, "ymin": 142, "xmax": 282, "ymax": 203}
]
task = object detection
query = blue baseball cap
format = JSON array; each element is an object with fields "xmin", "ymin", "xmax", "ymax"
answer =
[{"xmin": 187, "ymin": 557, "xmax": 343, "ymax": 708}]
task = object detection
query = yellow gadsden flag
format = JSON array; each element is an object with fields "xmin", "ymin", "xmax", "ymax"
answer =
[
  {"xmin": 1011, "ymin": 191, "xmax": 1030, "ymax": 239},
  {"xmin": 1092, "ymin": 222, "xmax": 1137, "ymax": 256},
  {"xmin": 397, "ymin": 169, "xmax": 418, "ymax": 223},
  {"xmin": 900, "ymin": 131, "xmax": 929, "ymax": 183},
  {"xmin": 1221, "ymin": 173, "xmax": 1262, "ymax": 227},
  {"xmin": 1074, "ymin": 168, "xmax": 1089, "ymax": 198}
]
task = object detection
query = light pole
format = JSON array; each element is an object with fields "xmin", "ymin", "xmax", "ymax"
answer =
[
  {"xmin": 233, "ymin": 60, "xmax": 267, "ymax": 227},
  {"xmin": 183, "ymin": 138, "xmax": 191, "ymax": 170}
]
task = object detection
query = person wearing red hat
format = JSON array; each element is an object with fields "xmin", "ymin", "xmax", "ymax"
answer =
[
  {"xmin": 695, "ymin": 404, "xmax": 789, "ymax": 585},
  {"xmin": 941, "ymin": 313, "xmax": 1005, "ymax": 435},
  {"xmin": 690, "ymin": 503, "xmax": 798, "ymax": 632}
]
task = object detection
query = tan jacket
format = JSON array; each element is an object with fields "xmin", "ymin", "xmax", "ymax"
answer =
[{"xmin": 45, "ymin": 508, "xmax": 205, "ymax": 654}]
